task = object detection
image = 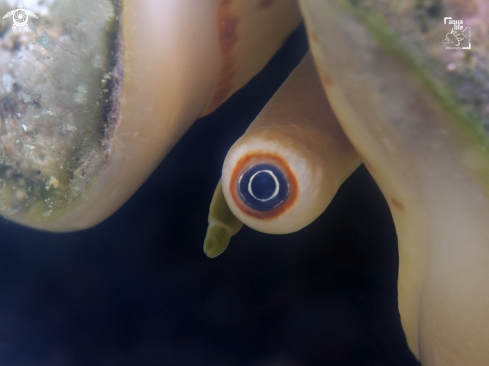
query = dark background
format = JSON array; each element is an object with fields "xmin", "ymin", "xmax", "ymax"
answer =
[{"xmin": 0, "ymin": 26, "xmax": 420, "ymax": 366}]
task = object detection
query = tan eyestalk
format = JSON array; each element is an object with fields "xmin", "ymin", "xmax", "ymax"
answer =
[
  {"xmin": 299, "ymin": 0, "xmax": 489, "ymax": 365},
  {"xmin": 218, "ymin": 53, "xmax": 360, "ymax": 235},
  {"xmin": 0, "ymin": 0, "xmax": 301, "ymax": 231}
]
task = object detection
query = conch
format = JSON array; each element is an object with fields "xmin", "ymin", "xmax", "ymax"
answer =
[{"xmin": 0, "ymin": 1, "xmax": 488, "ymax": 365}]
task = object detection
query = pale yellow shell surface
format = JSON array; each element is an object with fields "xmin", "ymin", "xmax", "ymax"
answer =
[{"xmin": 300, "ymin": 1, "xmax": 489, "ymax": 365}]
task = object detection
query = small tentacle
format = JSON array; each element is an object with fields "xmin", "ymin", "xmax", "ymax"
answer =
[{"xmin": 204, "ymin": 179, "xmax": 243, "ymax": 258}]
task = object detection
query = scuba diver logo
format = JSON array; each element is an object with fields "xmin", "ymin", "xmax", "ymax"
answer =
[
  {"xmin": 442, "ymin": 17, "xmax": 471, "ymax": 50},
  {"xmin": 2, "ymin": 3, "xmax": 38, "ymax": 31}
]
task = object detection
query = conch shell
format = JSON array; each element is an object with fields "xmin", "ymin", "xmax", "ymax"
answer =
[
  {"xmin": 299, "ymin": 1, "xmax": 489, "ymax": 365},
  {"xmin": 0, "ymin": 0, "xmax": 301, "ymax": 231}
]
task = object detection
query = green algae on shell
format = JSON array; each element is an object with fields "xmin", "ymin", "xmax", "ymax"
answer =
[
  {"xmin": 299, "ymin": 0, "xmax": 489, "ymax": 363},
  {"xmin": 0, "ymin": 0, "xmax": 302, "ymax": 231},
  {"xmin": 0, "ymin": 0, "xmax": 122, "ymax": 220},
  {"xmin": 337, "ymin": 0, "xmax": 489, "ymax": 189}
]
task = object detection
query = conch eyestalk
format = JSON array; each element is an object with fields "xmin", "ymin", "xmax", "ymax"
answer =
[{"xmin": 300, "ymin": 0, "xmax": 489, "ymax": 365}]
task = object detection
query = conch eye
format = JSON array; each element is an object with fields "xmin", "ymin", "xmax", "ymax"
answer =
[
  {"xmin": 232, "ymin": 156, "xmax": 298, "ymax": 217},
  {"xmin": 204, "ymin": 152, "xmax": 303, "ymax": 258},
  {"xmin": 239, "ymin": 163, "xmax": 288, "ymax": 210}
]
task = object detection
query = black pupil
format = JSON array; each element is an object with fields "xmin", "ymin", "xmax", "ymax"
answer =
[
  {"xmin": 238, "ymin": 164, "xmax": 289, "ymax": 212},
  {"xmin": 250, "ymin": 171, "xmax": 276, "ymax": 200}
]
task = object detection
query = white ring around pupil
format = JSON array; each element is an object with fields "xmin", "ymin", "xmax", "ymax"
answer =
[{"xmin": 248, "ymin": 170, "xmax": 280, "ymax": 202}]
